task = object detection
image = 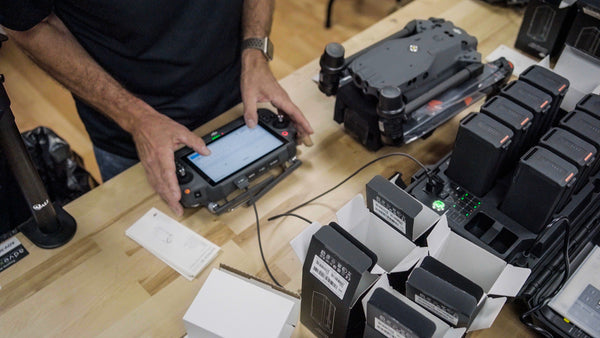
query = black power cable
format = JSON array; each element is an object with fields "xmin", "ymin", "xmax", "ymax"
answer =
[
  {"xmin": 252, "ymin": 152, "xmax": 429, "ymax": 286},
  {"xmin": 520, "ymin": 216, "xmax": 571, "ymax": 337},
  {"xmin": 268, "ymin": 152, "xmax": 430, "ymax": 222}
]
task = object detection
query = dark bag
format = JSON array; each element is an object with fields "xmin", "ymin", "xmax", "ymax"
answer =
[{"xmin": 0, "ymin": 127, "xmax": 98, "ymax": 241}]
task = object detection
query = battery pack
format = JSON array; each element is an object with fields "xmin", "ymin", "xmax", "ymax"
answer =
[
  {"xmin": 539, "ymin": 128, "xmax": 597, "ymax": 194},
  {"xmin": 575, "ymin": 93, "xmax": 600, "ymax": 119},
  {"xmin": 500, "ymin": 80, "xmax": 553, "ymax": 142},
  {"xmin": 519, "ymin": 65, "xmax": 569, "ymax": 128},
  {"xmin": 559, "ymin": 110, "xmax": 600, "ymax": 175},
  {"xmin": 500, "ymin": 146, "xmax": 578, "ymax": 233},
  {"xmin": 447, "ymin": 112, "xmax": 514, "ymax": 197},
  {"xmin": 481, "ymin": 96, "xmax": 534, "ymax": 167}
]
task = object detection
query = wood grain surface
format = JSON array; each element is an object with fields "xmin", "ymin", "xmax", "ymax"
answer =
[{"xmin": 0, "ymin": 0, "xmax": 534, "ymax": 337}]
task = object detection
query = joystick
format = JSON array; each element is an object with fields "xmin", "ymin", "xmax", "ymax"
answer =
[{"xmin": 273, "ymin": 114, "xmax": 290, "ymax": 129}]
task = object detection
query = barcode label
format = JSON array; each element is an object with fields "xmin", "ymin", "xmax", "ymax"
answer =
[
  {"xmin": 373, "ymin": 199, "xmax": 406, "ymax": 234},
  {"xmin": 374, "ymin": 317, "xmax": 407, "ymax": 338},
  {"xmin": 310, "ymin": 255, "xmax": 349, "ymax": 300},
  {"xmin": 415, "ymin": 293, "xmax": 459, "ymax": 326}
]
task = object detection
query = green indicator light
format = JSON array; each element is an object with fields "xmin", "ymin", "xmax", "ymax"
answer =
[
  {"xmin": 461, "ymin": 197, "xmax": 465, "ymax": 200},
  {"xmin": 432, "ymin": 200, "xmax": 446, "ymax": 211},
  {"xmin": 453, "ymin": 205, "xmax": 456, "ymax": 208},
  {"xmin": 466, "ymin": 213, "xmax": 470, "ymax": 217},
  {"xmin": 478, "ymin": 202, "xmax": 481, "ymax": 205},
  {"xmin": 465, "ymin": 193, "xmax": 469, "ymax": 197},
  {"xmin": 473, "ymin": 205, "xmax": 477, "ymax": 209},
  {"xmin": 211, "ymin": 134, "xmax": 221, "ymax": 140}
]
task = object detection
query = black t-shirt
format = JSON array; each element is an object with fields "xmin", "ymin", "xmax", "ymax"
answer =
[{"xmin": 0, "ymin": 0, "xmax": 243, "ymax": 158}]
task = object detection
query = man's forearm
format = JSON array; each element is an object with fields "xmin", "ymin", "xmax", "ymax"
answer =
[
  {"xmin": 3, "ymin": 14, "xmax": 154, "ymax": 134},
  {"xmin": 242, "ymin": 0, "xmax": 275, "ymax": 39}
]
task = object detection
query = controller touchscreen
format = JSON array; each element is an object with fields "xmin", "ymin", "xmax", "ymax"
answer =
[{"xmin": 186, "ymin": 124, "xmax": 284, "ymax": 184}]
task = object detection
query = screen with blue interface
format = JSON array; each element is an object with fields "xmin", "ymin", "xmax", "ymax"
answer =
[{"xmin": 186, "ymin": 124, "xmax": 283, "ymax": 184}]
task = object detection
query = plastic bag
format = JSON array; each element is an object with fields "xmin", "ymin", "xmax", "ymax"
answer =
[
  {"xmin": 20, "ymin": 126, "xmax": 99, "ymax": 206},
  {"xmin": 1, "ymin": 127, "xmax": 97, "ymax": 241}
]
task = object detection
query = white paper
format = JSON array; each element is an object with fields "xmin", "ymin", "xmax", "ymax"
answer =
[{"xmin": 126, "ymin": 208, "xmax": 220, "ymax": 280}]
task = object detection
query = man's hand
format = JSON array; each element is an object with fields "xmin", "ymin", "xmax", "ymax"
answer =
[
  {"xmin": 130, "ymin": 111, "xmax": 210, "ymax": 217},
  {"xmin": 241, "ymin": 49, "xmax": 314, "ymax": 145}
]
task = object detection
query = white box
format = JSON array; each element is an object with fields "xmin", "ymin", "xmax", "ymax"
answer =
[
  {"xmin": 183, "ymin": 265, "xmax": 300, "ymax": 338},
  {"xmin": 362, "ymin": 275, "xmax": 466, "ymax": 338},
  {"xmin": 290, "ymin": 195, "xmax": 428, "ymax": 275},
  {"xmin": 424, "ymin": 215, "xmax": 531, "ymax": 331}
]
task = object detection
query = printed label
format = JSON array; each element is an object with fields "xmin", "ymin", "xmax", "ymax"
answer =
[
  {"xmin": 310, "ymin": 255, "xmax": 349, "ymax": 300},
  {"xmin": 415, "ymin": 293, "xmax": 459, "ymax": 326},
  {"xmin": 373, "ymin": 198, "xmax": 406, "ymax": 234},
  {"xmin": 374, "ymin": 317, "xmax": 407, "ymax": 338},
  {"xmin": 0, "ymin": 237, "xmax": 29, "ymax": 273}
]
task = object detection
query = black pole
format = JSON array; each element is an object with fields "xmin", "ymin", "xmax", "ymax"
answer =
[{"xmin": 0, "ymin": 74, "xmax": 76, "ymax": 248}]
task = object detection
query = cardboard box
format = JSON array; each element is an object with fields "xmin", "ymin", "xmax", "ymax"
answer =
[
  {"xmin": 290, "ymin": 195, "xmax": 428, "ymax": 337},
  {"xmin": 424, "ymin": 215, "xmax": 531, "ymax": 331},
  {"xmin": 564, "ymin": 0, "xmax": 600, "ymax": 61},
  {"xmin": 183, "ymin": 265, "xmax": 300, "ymax": 338},
  {"xmin": 361, "ymin": 213, "xmax": 531, "ymax": 334},
  {"xmin": 406, "ymin": 256, "xmax": 485, "ymax": 328},
  {"xmin": 515, "ymin": 0, "xmax": 577, "ymax": 59},
  {"xmin": 362, "ymin": 275, "xmax": 466, "ymax": 338}
]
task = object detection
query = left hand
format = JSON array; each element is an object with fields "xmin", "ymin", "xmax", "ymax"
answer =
[{"xmin": 240, "ymin": 49, "xmax": 314, "ymax": 145}]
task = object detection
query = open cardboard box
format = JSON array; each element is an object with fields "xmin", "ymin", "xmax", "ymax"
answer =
[
  {"xmin": 422, "ymin": 215, "xmax": 532, "ymax": 331},
  {"xmin": 362, "ymin": 275, "xmax": 466, "ymax": 338},
  {"xmin": 290, "ymin": 195, "xmax": 428, "ymax": 337},
  {"xmin": 291, "ymin": 195, "xmax": 428, "ymax": 273},
  {"xmin": 183, "ymin": 265, "xmax": 300, "ymax": 338}
]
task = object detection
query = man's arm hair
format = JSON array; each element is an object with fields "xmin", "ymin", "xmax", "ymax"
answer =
[
  {"xmin": 242, "ymin": 0, "xmax": 275, "ymax": 39},
  {"xmin": 2, "ymin": 13, "xmax": 158, "ymax": 134}
]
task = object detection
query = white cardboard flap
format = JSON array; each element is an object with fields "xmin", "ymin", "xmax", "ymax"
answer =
[
  {"xmin": 426, "ymin": 215, "xmax": 450, "ymax": 258},
  {"xmin": 336, "ymin": 195, "xmax": 371, "ymax": 235},
  {"xmin": 467, "ymin": 297, "xmax": 507, "ymax": 331},
  {"xmin": 336, "ymin": 194, "xmax": 419, "ymax": 272},
  {"xmin": 489, "ymin": 265, "xmax": 531, "ymax": 297},
  {"xmin": 427, "ymin": 216, "xmax": 506, "ymax": 293},
  {"xmin": 390, "ymin": 247, "xmax": 429, "ymax": 273},
  {"xmin": 289, "ymin": 222, "xmax": 322, "ymax": 264},
  {"xmin": 371, "ymin": 264, "xmax": 386, "ymax": 275},
  {"xmin": 362, "ymin": 275, "xmax": 466, "ymax": 338}
]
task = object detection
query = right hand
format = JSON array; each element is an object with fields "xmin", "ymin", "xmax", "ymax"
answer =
[{"xmin": 130, "ymin": 112, "xmax": 210, "ymax": 217}]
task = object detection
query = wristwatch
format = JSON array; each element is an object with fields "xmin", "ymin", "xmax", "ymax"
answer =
[{"xmin": 241, "ymin": 37, "xmax": 274, "ymax": 61}]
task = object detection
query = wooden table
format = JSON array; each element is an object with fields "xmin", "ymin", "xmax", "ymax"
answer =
[{"xmin": 0, "ymin": 1, "xmax": 533, "ymax": 336}]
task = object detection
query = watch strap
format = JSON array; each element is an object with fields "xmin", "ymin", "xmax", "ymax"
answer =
[{"xmin": 241, "ymin": 37, "xmax": 274, "ymax": 61}]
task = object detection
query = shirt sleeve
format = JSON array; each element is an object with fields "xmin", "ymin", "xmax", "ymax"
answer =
[{"xmin": 0, "ymin": 0, "xmax": 54, "ymax": 31}]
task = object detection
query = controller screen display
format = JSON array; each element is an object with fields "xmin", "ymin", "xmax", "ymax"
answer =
[{"xmin": 186, "ymin": 124, "xmax": 283, "ymax": 184}]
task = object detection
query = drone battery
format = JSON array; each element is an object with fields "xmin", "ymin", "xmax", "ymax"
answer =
[
  {"xmin": 365, "ymin": 288, "xmax": 436, "ymax": 338},
  {"xmin": 575, "ymin": 93, "xmax": 600, "ymax": 119},
  {"xmin": 405, "ymin": 256, "xmax": 484, "ymax": 328},
  {"xmin": 539, "ymin": 128, "xmax": 597, "ymax": 194},
  {"xmin": 500, "ymin": 80, "xmax": 553, "ymax": 141},
  {"xmin": 481, "ymin": 96, "xmax": 534, "ymax": 166},
  {"xmin": 447, "ymin": 112, "xmax": 514, "ymax": 197},
  {"xmin": 500, "ymin": 146, "xmax": 578, "ymax": 233},
  {"xmin": 366, "ymin": 175, "xmax": 439, "ymax": 240},
  {"xmin": 559, "ymin": 110, "xmax": 600, "ymax": 175},
  {"xmin": 519, "ymin": 65, "xmax": 569, "ymax": 127}
]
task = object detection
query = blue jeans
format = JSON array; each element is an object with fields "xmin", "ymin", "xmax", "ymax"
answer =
[{"xmin": 93, "ymin": 146, "xmax": 139, "ymax": 182}]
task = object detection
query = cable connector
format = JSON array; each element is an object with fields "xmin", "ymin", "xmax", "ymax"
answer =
[{"xmin": 425, "ymin": 174, "xmax": 444, "ymax": 195}]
